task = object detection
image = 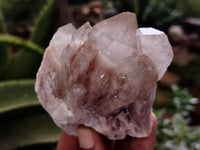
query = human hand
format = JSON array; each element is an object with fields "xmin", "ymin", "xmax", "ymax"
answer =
[{"xmin": 57, "ymin": 113, "xmax": 157, "ymax": 150}]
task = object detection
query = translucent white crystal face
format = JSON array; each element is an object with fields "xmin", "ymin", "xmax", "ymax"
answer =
[
  {"xmin": 138, "ymin": 27, "xmax": 164, "ymax": 35},
  {"xmin": 35, "ymin": 12, "xmax": 173, "ymax": 140},
  {"xmin": 136, "ymin": 28, "xmax": 173, "ymax": 80}
]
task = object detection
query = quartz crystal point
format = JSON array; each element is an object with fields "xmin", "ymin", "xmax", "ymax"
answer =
[{"xmin": 35, "ymin": 12, "xmax": 173, "ymax": 140}]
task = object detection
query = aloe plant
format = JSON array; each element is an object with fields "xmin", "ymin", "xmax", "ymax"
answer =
[
  {"xmin": 0, "ymin": 34, "xmax": 44, "ymax": 55},
  {"xmin": 30, "ymin": 0, "xmax": 58, "ymax": 48},
  {"xmin": 0, "ymin": 0, "xmax": 58, "ymax": 80},
  {"xmin": 0, "ymin": 9, "xmax": 10, "ymax": 77},
  {"xmin": 0, "ymin": 80, "xmax": 61, "ymax": 150},
  {"xmin": 0, "ymin": 80, "xmax": 39, "ymax": 114},
  {"xmin": 0, "ymin": 1, "xmax": 61, "ymax": 149}
]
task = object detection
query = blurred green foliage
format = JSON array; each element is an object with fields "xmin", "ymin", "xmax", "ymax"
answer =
[
  {"xmin": 155, "ymin": 86, "xmax": 200, "ymax": 150},
  {"xmin": 0, "ymin": 1, "xmax": 60, "ymax": 149},
  {"xmin": 111, "ymin": 0, "xmax": 183, "ymax": 31},
  {"xmin": 0, "ymin": 34, "xmax": 44, "ymax": 55},
  {"xmin": 0, "ymin": 9, "xmax": 10, "ymax": 78},
  {"xmin": 182, "ymin": 56, "xmax": 200, "ymax": 86},
  {"xmin": 0, "ymin": 0, "xmax": 58, "ymax": 80},
  {"xmin": 111, "ymin": 0, "xmax": 200, "ymax": 31},
  {"xmin": 0, "ymin": 0, "xmax": 48, "ymax": 30},
  {"xmin": 178, "ymin": 0, "xmax": 200, "ymax": 18},
  {"xmin": 0, "ymin": 80, "xmax": 61, "ymax": 150}
]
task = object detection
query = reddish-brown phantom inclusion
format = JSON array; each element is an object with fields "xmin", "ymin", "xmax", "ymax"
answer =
[{"xmin": 35, "ymin": 12, "xmax": 173, "ymax": 140}]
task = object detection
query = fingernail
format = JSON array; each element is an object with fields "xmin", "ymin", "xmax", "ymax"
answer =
[{"xmin": 78, "ymin": 127, "xmax": 95, "ymax": 149}]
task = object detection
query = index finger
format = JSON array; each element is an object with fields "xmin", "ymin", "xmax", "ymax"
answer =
[{"xmin": 57, "ymin": 132, "xmax": 79, "ymax": 150}]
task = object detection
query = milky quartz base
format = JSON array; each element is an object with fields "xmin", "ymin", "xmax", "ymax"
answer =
[{"xmin": 35, "ymin": 12, "xmax": 173, "ymax": 139}]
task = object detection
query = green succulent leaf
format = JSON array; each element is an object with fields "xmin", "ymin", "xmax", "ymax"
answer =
[
  {"xmin": 0, "ymin": 33, "xmax": 44, "ymax": 80},
  {"xmin": 0, "ymin": 80, "xmax": 39, "ymax": 114},
  {"xmin": 0, "ymin": 80, "xmax": 61, "ymax": 150},
  {"xmin": 30, "ymin": 0, "xmax": 58, "ymax": 48},
  {"xmin": 0, "ymin": 106, "xmax": 61, "ymax": 150},
  {"xmin": 0, "ymin": 34, "xmax": 44, "ymax": 55},
  {"xmin": 1, "ymin": 0, "xmax": 58, "ymax": 80},
  {"xmin": 0, "ymin": 8, "xmax": 7, "ymax": 33},
  {"xmin": 0, "ymin": 9, "xmax": 10, "ymax": 75}
]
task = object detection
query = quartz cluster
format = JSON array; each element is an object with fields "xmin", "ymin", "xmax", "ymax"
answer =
[{"xmin": 35, "ymin": 12, "xmax": 173, "ymax": 139}]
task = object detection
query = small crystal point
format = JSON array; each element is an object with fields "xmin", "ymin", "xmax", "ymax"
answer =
[
  {"xmin": 35, "ymin": 12, "xmax": 173, "ymax": 140},
  {"xmin": 136, "ymin": 27, "xmax": 174, "ymax": 80},
  {"xmin": 92, "ymin": 12, "xmax": 138, "ymax": 49}
]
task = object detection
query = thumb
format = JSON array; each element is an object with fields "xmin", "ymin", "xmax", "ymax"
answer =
[{"xmin": 78, "ymin": 126, "xmax": 107, "ymax": 150}]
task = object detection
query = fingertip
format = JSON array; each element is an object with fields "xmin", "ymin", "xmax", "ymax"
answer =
[
  {"xmin": 78, "ymin": 127, "xmax": 95, "ymax": 149},
  {"xmin": 151, "ymin": 112, "xmax": 157, "ymax": 134},
  {"xmin": 78, "ymin": 126, "xmax": 107, "ymax": 150},
  {"xmin": 152, "ymin": 112, "xmax": 157, "ymax": 126}
]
